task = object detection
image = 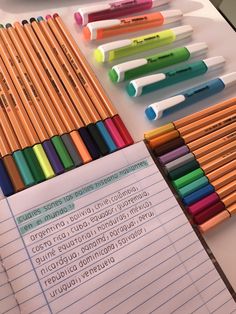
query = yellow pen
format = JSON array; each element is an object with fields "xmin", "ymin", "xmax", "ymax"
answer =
[{"xmin": 94, "ymin": 25, "xmax": 193, "ymax": 62}]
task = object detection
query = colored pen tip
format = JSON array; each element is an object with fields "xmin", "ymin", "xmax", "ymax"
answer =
[
  {"xmin": 46, "ymin": 15, "xmax": 52, "ymax": 20},
  {"xmin": 53, "ymin": 13, "xmax": 59, "ymax": 18},
  {"xmin": 30, "ymin": 18, "xmax": 36, "ymax": 23},
  {"xmin": 0, "ymin": 24, "xmax": 4, "ymax": 28},
  {"xmin": 5, "ymin": 23, "xmax": 12, "ymax": 28},
  {"xmin": 22, "ymin": 20, "xmax": 28, "ymax": 25},
  {"xmin": 37, "ymin": 16, "xmax": 44, "ymax": 22}
]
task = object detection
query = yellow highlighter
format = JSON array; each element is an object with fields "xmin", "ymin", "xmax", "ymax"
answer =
[{"xmin": 94, "ymin": 25, "xmax": 193, "ymax": 63}]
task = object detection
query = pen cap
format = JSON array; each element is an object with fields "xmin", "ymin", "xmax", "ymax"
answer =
[
  {"xmin": 84, "ymin": 19, "xmax": 121, "ymax": 40},
  {"xmin": 172, "ymin": 25, "xmax": 193, "ymax": 40},
  {"xmin": 161, "ymin": 10, "xmax": 183, "ymax": 24},
  {"xmin": 203, "ymin": 56, "xmax": 226, "ymax": 71},
  {"xmin": 185, "ymin": 42, "xmax": 208, "ymax": 57},
  {"xmin": 129, "ymin": 73, "xmax": 166, "ymax": 96},
  {"xmin": 219, "ymin": 72, "xmax": 236, "ymax": 87}
]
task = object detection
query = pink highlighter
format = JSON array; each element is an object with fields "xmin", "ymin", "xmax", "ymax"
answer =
[{"xmin": 75, "ymin": 0, "xmax": 171, "ymax": 26}]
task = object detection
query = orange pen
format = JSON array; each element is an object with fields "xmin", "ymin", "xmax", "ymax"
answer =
[
  {"xmin": 14, "ymin": 21, "xmax": 91, "ymax": 165},
  {"xmin": 83, "ymin": 10, "xmax": 182, "ymax": 40},
  {"xmin": 53, "ymin": 13, "xmax": 133, "ymax": 146}
]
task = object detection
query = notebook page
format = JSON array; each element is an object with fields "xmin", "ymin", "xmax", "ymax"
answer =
[
  {"xmin": 0, "ymin": 200, "xmax": 20, "ymax": 314},
  {"xmin": 0, "ymin": 142, "xmax": 235, "ymax": 314}
]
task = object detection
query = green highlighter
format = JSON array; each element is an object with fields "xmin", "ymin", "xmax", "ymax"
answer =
[
  {"xmin": 127, "ymin": 56, "xmax": 226, "ymax": 97},
  {"xmin": 109, "ymin": 43, "xmax": 208, "ymax": 83},
  {"xmin": 95, "ymin": 25, "xmax": 193, "ymax": 63}
]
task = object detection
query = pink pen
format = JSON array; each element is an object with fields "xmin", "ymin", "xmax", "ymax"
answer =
[{"xmin": 75, "ymin": 0, "xmax": 170, "ymax": 26}]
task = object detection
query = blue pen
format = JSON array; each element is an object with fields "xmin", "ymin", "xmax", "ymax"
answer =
[{"xmin": 145, "ymin": 72, "xmax": 236, "ymax": 120}]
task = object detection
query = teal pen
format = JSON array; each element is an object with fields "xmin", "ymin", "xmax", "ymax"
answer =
[
  {"xmin": 109, "ymin": 42, "xmax": 208, "ymax": 83},
  {"xmin": 127, "ymin": 56, "xmax": 226, "ymax": 97}
]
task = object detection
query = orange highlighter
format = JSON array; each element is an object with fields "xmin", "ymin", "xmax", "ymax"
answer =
[{"xmin": 83, "ymin": 10, "xmax": 182, "ymax": 40}]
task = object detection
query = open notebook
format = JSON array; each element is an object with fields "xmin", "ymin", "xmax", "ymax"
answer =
[{"xmin": 0, "ymin": 142, "xmax": 235, "ymax": 314}]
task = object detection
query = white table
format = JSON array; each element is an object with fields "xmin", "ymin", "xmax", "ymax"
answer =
[{"xmin": 1, "ymin": 0, "xmax": 236, "ymax": 292}]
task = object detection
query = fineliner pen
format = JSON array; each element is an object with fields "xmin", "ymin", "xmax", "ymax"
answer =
[
  {"xmin": 95, "ymin": 25, "xmax": 193, "ymax": 62},
  {"xmin": 127, "ymin": 56, "xmax": 225, "ymax": 97},
  {"xmin": 54, "ymin": 13, "xmax": 134, "ymax": 146},
  {"xmin": 6, "ymin": 23, "xmax": 74, "ymax": 171},
  {"xmin": 145, "ymin": 73, "xmax": 236, "ymax": 120},
  {"xmin": 83, "ymin": 10, "xmax": 182, "ymax": 40},
  {"xmin": 75, "ymin": 0, "xmax": 170, "ymax": 26},
  {"xmin": 0, "ymin": 25, "xmax": 63, "ymax": 175},
  {"xmin": 109, "ymin": 42, "xmax": 207, "ymax": 82},
  {"xmin": 46, "ymin": 15, "xmax": 119, "ymax": 152}
]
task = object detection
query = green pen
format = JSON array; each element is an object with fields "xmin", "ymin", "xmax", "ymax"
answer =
[
  {"xmin": 109, "ymin": 42, "xmax": 208, "ymax": 83},
  {"xmin": 127, "ymin": 56, "xmax": 226, "ymax": 97},
  {"xmin": 95, "ymin": 25, "xmax": 193, "ymax": 63}
]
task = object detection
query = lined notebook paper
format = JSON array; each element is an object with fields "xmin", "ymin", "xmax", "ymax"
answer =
[{"xmin": 0, "ymin": 142, "xmax": 235, "ymax": 314}]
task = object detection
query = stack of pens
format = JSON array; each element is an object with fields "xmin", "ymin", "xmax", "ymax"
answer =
[
  {"xmin": 75, "ymin": 0, "xmax": 236, "ymax": 119},
  {"xmin": 0, "ymin": 14, "xmax": 133, "ymax": 197},
  {"xmin": 144, "ymin": 97, "xmax": 236, "ymax": 233}
]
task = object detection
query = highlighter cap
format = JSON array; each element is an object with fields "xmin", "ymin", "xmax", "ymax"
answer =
[
  {"xmin": 161, "ymin": 9, "xmax": 183, "ymax": 24},
  {"xmin": 219, "ymin": 72, "xmax": 236, "ymax": 88},
  {"xmin": 203, "ymin": 56, "xmax": 225, "ymax": 72},
  {"xmin": 185, "ymin": 42, "xmax": 208, "ymax": 57},
  {"xmin": 172, "ymin": 25, "xmax": 193, "ymax": 40},
  {"xmin": 75, "ymin": 4, "xmax": 110, "ymax": 25},
  {"xmin": 152, "ymin": 0, "xmax": 171, "ymax": 7},
  {"xmin": 84, "ymin": 19, "xmax": 121, "ymax": 40},
  {"xmin": 111, "ymin": 59, "xmax": 147, "ymax": 82},
  {"xmin": 128, "ymin": 73, "xmax": 166, "ymax": 97},
  {"xmin": 146, "ymin": 95, "xmax": 185, "ymax": 120}
]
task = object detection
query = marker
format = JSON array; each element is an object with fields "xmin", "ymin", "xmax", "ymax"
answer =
[
  {"xmin": 194, "ymin": 191, "xmax": 236, "ymax": 225},
  {"xmin": 94, "ymin": 25, "xmax": 193, "ymax": 63},
  {"xmin": 83, "ymin": 10, "xmax": 182, "ymax": 40},
  {"xmin": 187, "ymin": 176, "xmax": 236, "ymax": 215},
  {"xmin": 144, "ymin": 97, "xmax": 236, "ymax": 141},
  {"xmin": 109, "ymin": 42, "xmax": 207, "ymax": 82},
  {"xmin": 127, "ymin": 56, "xmax": 225, "ymax": 97},
  {"xmin": 6, "ymin": 23, "xmax": 74, "ymax": 171},
  {"xmin": 75, "ymin": 0, "xmax": 170, "ymax": 26},
  {"xmin": 0, "ymin": 26, "xmax": 60, "ymax": 176},
  {"xmin": 199, "ymin": 202, "xmax": 236, "ymax": 233},
  {"xmin": 53, "ymin": 13, "xmax": 133, "ymax": 146},
  {"xmin": 145, "ymin": 73, "xmax": 236, "ymax": 120},
  {"xmin": 149, "ymin": 113, "xmax": 236, "ymax": 150},
  {"xmin": 14, "ymin": 21, "xmax": 88, "ymax": 167},
  {"xmin": 0, "ymin": 125, "xmax": 24, "ymax": 194},
  {"xmin": 45, "ymin": 15, "xmax": 120, "ymax": 152}
]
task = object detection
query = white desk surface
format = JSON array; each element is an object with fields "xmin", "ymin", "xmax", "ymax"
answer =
[{"xmin": 1, "ymin": 0, "xmax": 236, "ymax": 293}]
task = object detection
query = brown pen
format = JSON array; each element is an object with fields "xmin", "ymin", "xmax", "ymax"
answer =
[{"xmin": 0, "ymin": 124, "xmax": 25, "ymax": 192}]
